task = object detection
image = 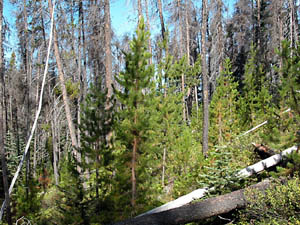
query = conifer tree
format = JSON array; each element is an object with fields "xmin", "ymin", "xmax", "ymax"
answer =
[
  {"xmin": 276, "ymin": 40, "xmax": 300, "ymax": 116},
  {"xmin": 240, "ymin": 43, "xmax": 272, "ymax": 128},
  {"xmin": 210, "ymin": 58, "xmax": 239, "ymax": 146},
  {"xmin": 114, "ymin": 18, "xmax": 155, "ymax": 209},
  {"xmin": 148, "ymin": 52, "xmax": 202, "ymax": 198},
  {"xmin": 263, "ymin": 41, "xmax": 300, "ymax": 149},
  {"xmin": 79, "ymin": 80, "xmax": 114, "ymax": 204}
]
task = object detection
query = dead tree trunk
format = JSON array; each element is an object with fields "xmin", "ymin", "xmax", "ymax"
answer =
[
  {"xmin": 48, "ymin": 0, "xmax": 80, "ymax": 164},
  {"xmin": 113, "ymin": 179, "xmax": 272, "ymax": 225},
  {"xmin": 157, "ymin": 0, "xmax": 166, "ymax": 41},
  {"xmin": 201, "ymin": 0, "xmax": 209, "ymax": 156},
  {"xmin": 0, "ymin": 1, "xmax": 12, "ymax": 223},
  {"xmin": 104, "ymin": 0, "xmax": 112, "ymax": 98}
]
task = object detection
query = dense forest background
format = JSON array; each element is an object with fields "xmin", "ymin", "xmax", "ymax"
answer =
[{"xmin": 0, "ymin": 0, "xmax": 299, "ymax": 224}]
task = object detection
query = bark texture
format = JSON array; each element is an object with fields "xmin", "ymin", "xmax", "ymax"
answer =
[
  {"xmin": 113, "ymin": 180, "xmax": 272, "ymax": 225},
  {"xmin": 48, "ymin": 0, "xmax": 79, "ymax": 160},
  {"xmin": 0, "ymin": 1, "xmax": 12, "ymax": 223},
  {"xmin": 104, "ymin": 0, "xmax": 112, "ymax": 98},
  {"xmin": 201, "ymin": 0, "xmax": 209, "ymax": 156},
  {"xmin": 157, "ymin": 0, "xmax": 166, "ymax": 40}
]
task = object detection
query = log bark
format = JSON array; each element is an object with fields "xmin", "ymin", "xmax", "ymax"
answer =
[
  {"xmin": 137, "ymin": 145, "xmax": 297, "ymax": 217},
  {"xmin": 113, "ymin": 179, "xmax": 272, "ymax": 225},
  {"xmin": 237, "ymin": 145, "xmax": 297, "ymax": 177}
]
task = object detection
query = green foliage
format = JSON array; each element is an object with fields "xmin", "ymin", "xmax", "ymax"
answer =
[
  {"xmin": 262, "ymin": 41, "xmax": 300, "ymax": 150},
  {"xmin": 114, "ymin": 18, "xmax": 156, "ymax": 213},
  {"xmin": 4, "ymin": 131, "xmax": 20, "ymax": 172},
  {"xmin": 36, "ymin": 186, "xmax": 65, "ymax": 224},
  {"xmin": 276, "ymin": 40, "xmax": 300, "ymax": 114},
  {"xmin": 54, "ymin": 78, "xmax": 80, "ymax": 99},
  {"xmin": 238, "ymin": 177, "xmax": 300, "ymax": 224},
  {"xmin": 210, "ymin": 58, "xmax": 240, "ymax": 146},
  {"xmin": 79, "ymin": 80, "xmax": 116, "ymax": 223},
  {"xmin": 270, "ymin": 151, "xmax": 300, "ymax": 178},
  {"xmin": 80, "ymin": 80, "xmax": 114, "ymax": 191},
  {"xmin": 197, "ymin": 149, "xmax": 243, "ymax": 195},
  {"xmin": 13, "ymin": 177, "xmax": 41, "ymax": 223},
  {"xmin": 239, "ymin": 43, "xmax": 272, "ymax": 129},
  {"xmin": 55, "ymin": 156, "xmax": 89, "ymax": 225}
]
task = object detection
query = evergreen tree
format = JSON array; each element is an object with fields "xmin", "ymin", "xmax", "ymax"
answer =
[
  {"xmin": 276, "ymin": 40, "xmax": 300, "ymax": 116},
  {"xmin": 240, "ymin": 43, "xmax": 272, "ymax": 128},
  {"xmin": 210, "ymin": 58, "xmax": 240, "ymax": 146},
  {"xmin": 149, "ymin": 53, "xmax": 203, "ymax": 199},
  {"xmin": 56, "ymin": 156, "xmax": 89, "ymax": 225},
  {"xmin": 263, "ymin": 40, "xmax": 300, "ymax": 149},
  {"xmin": 114, "ymin": 18, "xmax": 155, "ymax": 211},
  {"xmin": 79, "ymin": 80, "xmax": 115, "ymax": 223}
]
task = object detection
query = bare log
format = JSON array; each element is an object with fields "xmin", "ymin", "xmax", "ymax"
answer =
[
  {"xmin": 113, "ymin": 179, "xmax": 272, "ymax": 225},
  {"xmin": 137, "ymin": 145, "xmax": 297, "ymax": 217},
  {"xmin": 238, "ymin": 145, "xmax": 297, "ymax": 177}
]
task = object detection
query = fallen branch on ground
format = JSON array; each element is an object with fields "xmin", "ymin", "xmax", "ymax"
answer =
[
  {"xmin": 137, "ymin": 145, "xmax": 297, "ymax": 217},
  {"xmin": 113, "ymin": 179, "xmax": 272, "ymax": 225}
]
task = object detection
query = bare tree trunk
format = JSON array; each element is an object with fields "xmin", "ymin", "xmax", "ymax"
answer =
[
  {"xmin": 289, "ymin": 0, "xmax": 298, "ymax": 47},
  {"xmin": 145, "ymin": 0, "xmax": 152, "ymax": 65},
  {"xmin": 48, "ymin": 0, "xmax": 80, "ymax": 163},
  {"xmin": 104, "ymin": 0, "xmax": 112, "ymax": 98},
  {"xmin": 0, "ymin": 1, "xmax": 12, "ymax": 223},
  {"xmin": 185, "ymin": 0, "xmax": 190, "ymax": 64},
  {"xmin": 78, "ymin": 0, "xmax": 87, "ymax": 97},
  {"xmin": 194, "ymin": 86, "xmax": 199, "ymax": 118},
  {"xmin": 51, "ymin": 100, "xmax": 59, "ymax": 185},
  {"xmin": 185, "ymin": 0, "xmax": 192, "ymax": 119},
  {"xmin": 33, "ymin": 51, "xmax": 41, "ymax": 178},
  {"xmin": 0, "ymin": 100, "xmax": 12, "ymax": 225},
  {"xmin": 132, "ymin": 131, "xmax": 137, "ymax": 208},
  {"xmin": 293, "ymin": 0, "xmax": 299, "ymax": 44},
  {"xmin": 177, "ymin": 0, "xmax": 186, "ymax": 122},
  {"xmin": 257, "ymin": 0, "xmax": 261, "ymax": 48},
  {"xmin": 201, "ymin": 0, "xmax": 209, "ymax": 156},
  {"xmin": 279, "ymin": 0, "xmax": 284, "ymax": 70},
  {"xmin": 217, "ymin": 0, "xmax": 223, "ymax": 72},
  {"xmin": 157, "ymin": 0, "xmax": 166, "ymax": 41},
  {"xmin": 22, "ymin": 0, "xmax": 32, "ymax": 200}
]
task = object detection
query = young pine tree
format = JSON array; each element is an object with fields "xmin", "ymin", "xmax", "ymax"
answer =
[
  {"xmin": 79, "ymin": 80, "xmax": 115, "ymax": 223},
  {"xmin": 262, "ymin": 41, "xmax": 300, "ymax": 150},
  {"xmin": 114, "ymin": 18, "xmax": 155, "ymax": 211},
  {"xmin": 209, "ymin": 58, "xmax": 239, "ymax": 146},
  {"xmin": 240, "ymin": 43, "xmax": 272, "ymax": 129}
]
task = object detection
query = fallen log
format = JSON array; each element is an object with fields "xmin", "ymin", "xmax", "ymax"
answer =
[
  {"xmin": 238, "ymin": 145, "xmax": 297, "ymax": 177},
  {"xmin": 137, "ymin": 145, "xmax": 297, "ymax": 217},
  {"xmin": 112, "ymin": 179, "xmax": 272, "ymax": 225}
]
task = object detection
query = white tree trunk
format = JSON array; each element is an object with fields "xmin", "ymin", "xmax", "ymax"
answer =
[
  {"xmin": 137, "ymin": 145, "xmax": 297, "ymax": 217},
  {"xmin": 0, "ymin": 0, "xmax": 56, "ymax": 220}
]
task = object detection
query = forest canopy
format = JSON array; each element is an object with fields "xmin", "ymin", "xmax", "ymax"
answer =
[{"xmin": 0, "ymin": 0, "xmax": 299, "ymax": 224}]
